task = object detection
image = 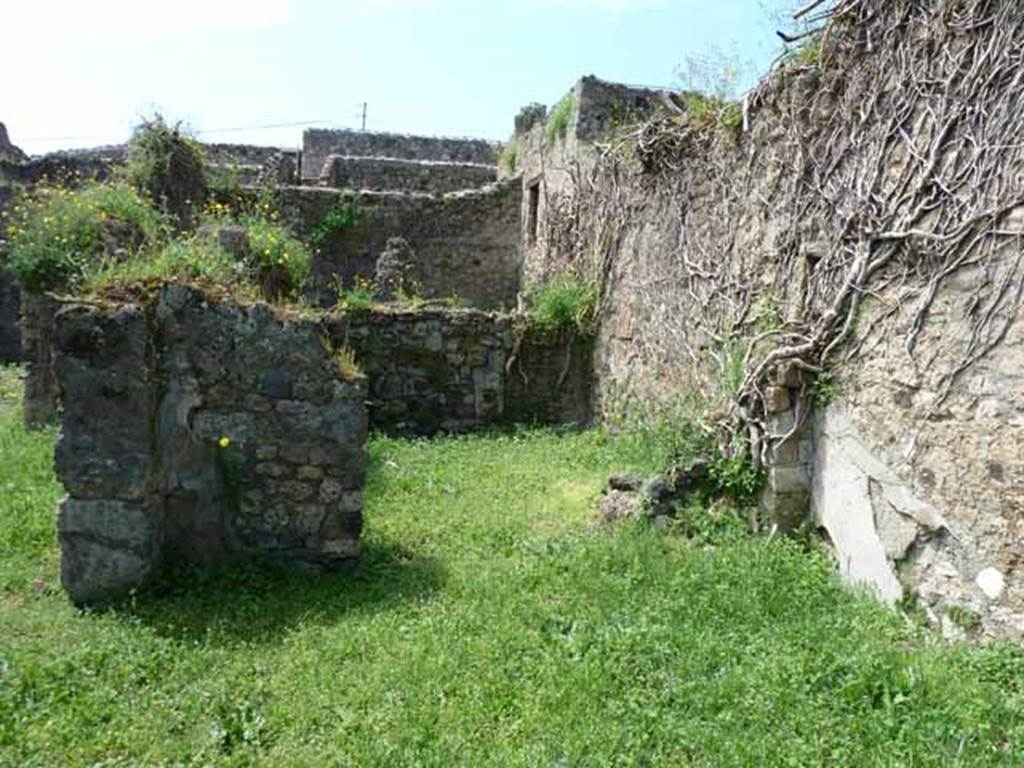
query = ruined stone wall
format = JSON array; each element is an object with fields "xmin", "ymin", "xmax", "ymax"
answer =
[
  {"xmin": 521, "ymin": 2, "xmax": 1024, "ymax": 638},
  {"xmin": 302, "ymin": 128, "xmax": 501, "ymax": 180},
  {"xmin": 320, "ymin": 155, "xmax": 496, "ymax": 194},
  {"xmin": 323, "ymin": 307, "xmax": 593, "ymax": 435},
  {"xmin": 21, "ymin": 292, "xmax": 60, "ymax": 426},
  {"xmin": 274, "ymin": 182, "xmax": 522, "ymax": 311},
  {"xmin": 324, "ymin": 307, "xmax": 510, "ymax": 435},
  {"xmin": 53, "ymin": 285, "xmax": 367, "ymax": 604},
  {"xmin": 0, "ymin": 272, "xmax": 20, "ymax": 362}
]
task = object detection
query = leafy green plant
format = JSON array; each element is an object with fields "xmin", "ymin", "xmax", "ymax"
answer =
[
  {"xmin": 4, "ymin": 183, "xmax": 164, "ymax": 292},
  {"xmin": 811, "ymin": 370, "xmax": 840, "ymax": 408},
  {"xmin": 310, "ymin": 201, "xmax": 362, "ymax": 248},
  {"xmin": 124, "ymin": 115, "xmax": 206, "ymax": 230},
  {"xmin": 336, "ymin": 276, "xmax": 375, "ymax": 312},
  {"xmin": 528, "ymin": 275, "xmax": 598, "ymax": 335},
  {"xmin": 709, "ymin": 444, "xmax": 764, "ymax": 504},
  {"xmin": 80, "ymin": 236, "xmax": 248, "ymax": 296},
  {"xmin": 244, "ymin": 217, "xmax": 311, "ymax": 301},
  {"xmin": 546, "ymin": 95, "xmax": 574, "ymax": 142}
]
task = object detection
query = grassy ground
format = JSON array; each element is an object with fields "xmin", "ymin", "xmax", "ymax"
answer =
[{"xmin": 1, "ymin": 370, "xmax": 1023, "ymax": 766}]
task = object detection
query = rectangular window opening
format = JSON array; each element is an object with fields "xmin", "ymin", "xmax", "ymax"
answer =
[{"xmin": 527, "ymin": 182, "xmax": 540, "ymax": 246}]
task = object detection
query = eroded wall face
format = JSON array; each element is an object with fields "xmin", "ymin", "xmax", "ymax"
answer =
[
  {"xmin": 302, "ymin": 128, "xmax": 501, "ymax": 180},
  {"xmin": 276, "ymin": 183, "xmax": 523, "ymax": 311},
  {"xmin": 320, "ymin": 155, "xmax": 497, "ymax": 195},
  {"xmin": 53, "ymin": 285, "xmax": 367, "ymax": 604},
  {"xmin": 516, "ymin": 8, "xmax": 1024, "ymax": 637},
  {"xmin": 324, "ymin": 308, "xmax": 592, "ymax": 435}
]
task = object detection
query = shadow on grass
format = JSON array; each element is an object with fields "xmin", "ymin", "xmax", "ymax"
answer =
[{"xmin": 118, "ymin": 539, "xmax": 446, "ymax": 646}]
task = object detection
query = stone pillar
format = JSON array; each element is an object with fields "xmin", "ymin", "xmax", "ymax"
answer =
[
  {"xmin": 0, "ymin": 271, "xmax": 22, "ymax": 363},
  {"xmin": 21, "ymin": 291, "xmax": 61, "ymax": 427},
  {"xmin": 53, "ymin": 303, "xmax": 160, "ymax": 604},
  {"xmin": 758, "ymin": 363, "xmax": 814, "ymax": 531},
  {"xmin": 51, "ymin": 286, "xmax": 369, "ymax": 605}
]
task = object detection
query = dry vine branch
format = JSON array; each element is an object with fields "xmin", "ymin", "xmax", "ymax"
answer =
[{"xmin": 536, "ymin": 0, "xmax": 1024, "ymax": 468}]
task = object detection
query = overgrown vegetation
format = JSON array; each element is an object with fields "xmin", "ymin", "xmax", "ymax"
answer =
[
  {"xmin": 527, "ymin": 274, "xmax": 598, "ymax": 336},
  {"xmin": 545, "ymin": 95, "xmax": 574, "ymax": 143},
  {"xmin": 498, "ymin": 138, "xmax": 519, "ymax": 175},
  {"xmin": 1, "ymin": 384, "xmax": 1023, "ymax": 764},
  {"xmin": 79, "ymin": 236, "xmax": 251, "ymax": 298},
  {"xmin": 335, "ymin": 275, "xmax": 375, "ymax": 312},
  {"xmin": 309, "ymin": 201, "xmax": 362, "ymax": 249},
  {"xmin": 124, "ymin": 115, "xmax": 206, "ymax": 230},
  {"xmin": 2, "ymin": 183, "xmax": 164, "ymax": 292}
]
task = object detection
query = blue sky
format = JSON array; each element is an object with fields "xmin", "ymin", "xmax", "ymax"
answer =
[{"xmin": 3, "ymin": 0, "xmax": 789, "ymax": 155}]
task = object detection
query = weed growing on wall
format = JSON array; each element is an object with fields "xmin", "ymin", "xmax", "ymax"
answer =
[
  {"xmin": 528, "ymin": 275, "xmax": 598, "ymax": 336},
  {"xmin": 80, "ymin": 237, "xmax": 250, "ymax": 298},
  {"xmin": 334, "ymin": 344, "xmax": 361, "ymax": 380},
  {"xmin": 3, "ymin": 183, "xmax": 164, "ymax": 292},
  {"xmin": 811, "ymin": 370, "xmax": 840, "ymax": 407},
  {"xmin": 546, "ymin": 95, "xmax": 574, "ymax": 143},
  {"xmin": 499, "ymin": 139, "xmax": 519, "ymax": 175},
  {"xmin": 310, "ymin": 201, "xmax": 362, "ymax": 249},
  {"xmin": 124, "ymin": 115, "xmax": 206, "ymax": 230},
  {"xmin": 335, "ymin": 276, "xmax": 375, "ymax": 312},
  {"xmin": 244, "ymin": 218, "xmax": 311, "ymax": 301}
]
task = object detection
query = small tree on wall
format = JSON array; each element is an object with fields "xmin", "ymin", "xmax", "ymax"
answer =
[{"xmin": 125, "ymin": 115, "xmax": 207, "ymax": 232}]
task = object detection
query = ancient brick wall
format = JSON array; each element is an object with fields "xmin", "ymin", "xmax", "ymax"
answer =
[
  {"xmin": 275, "ymin": 182, "xmax": 522, "ymax": 311},
  {"xmin": 302, "ymin": 128, "xmax": 501, "ymax": 180},
  {"xmin": 0, "ymin": 271, "xmax": 20, "ymax": 362},
  {"xmin": 320, "ymin": 155, "xmax": 496, "ymax": 194},
  {"xmin": 325, "ymin": 307, "xmax": 511, "ymax": 435},
  {"xmin": 52, "ymin": 285, "xmax": 367, "ymax": 604},
  {"xmin": 324, "ymin": 307, "xmax": 593, "ymax": 435}
]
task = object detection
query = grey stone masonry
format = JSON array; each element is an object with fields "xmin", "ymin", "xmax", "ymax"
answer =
[
  {"xmin": 273, "ymin": 181, "xmax": 522, "ymax": 311},
  {"xmin": 319, "ymin": 155, "xmax": 497, "ymax": 195},
  {"xmin": 302, "ymin": 128, "xmax": 502, "ymax": 180},
  {"xmin": 758, "ymin": 363, "xmax": 814, "ymax": 531},
  {"xmin": 21, "ymin": 291, "xmax": 60, "ymax": 426},
  {"xmin": 52, "ymin": 285, "xmax": 367, "ymax": 604}
]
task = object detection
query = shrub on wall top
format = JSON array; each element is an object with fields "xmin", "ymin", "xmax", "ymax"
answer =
[
  {"xmin": 125, "ymin": 116, "xmax": 206, "ymax": 231},
  {"xmin": 528, "ymin": 275, "xmax": 598, "ymax": 336},
  {"xmin": 2, "ymin": 183, "xmax": 163, "ymax": 292}
]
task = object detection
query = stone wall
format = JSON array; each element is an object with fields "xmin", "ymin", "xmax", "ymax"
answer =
[
  {"xmin": 505, "ymin": 327, "xmax": 593, "ymax": 427},
  {"xmin": 324, "ymin": 307, "xmax": 510, "ymax": 435},
  {"xmin": 52, "ymin": 285, "xmax": 367, "ymax": 604},
  {"xmin": 0, "ymin": 271, "xmax": 20, "ymax": 362},
  {"xmin": 21, "ymin": 292, "xmax": 60, "ymax": 426},
  {"xmin": 320, "ymin": 155, "xmax": 496, "ymax": 194},
  {"xmin": 274, "ymin": 182, "xmax": 522, "ymax": 311},
  {"xmin": 323, "ymin": 307, "xmax": 593, "ymax": 435},
  {"xmin": 517, "ymin": 3, "xmax": 1024, "ymax": 638},
  {"xmin": 302, "ymin": 128, "xmax": 501, "ymax": 180}
]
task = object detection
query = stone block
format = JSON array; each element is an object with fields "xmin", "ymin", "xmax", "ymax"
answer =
[{"xmin": 57, "ymin": 498, "xmax": 160, "ymax": 604}]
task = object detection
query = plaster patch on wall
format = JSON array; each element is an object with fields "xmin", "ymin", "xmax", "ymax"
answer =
[{"xmin": 811, "ymin": 404, "xmax": 948, "ymax": 605}]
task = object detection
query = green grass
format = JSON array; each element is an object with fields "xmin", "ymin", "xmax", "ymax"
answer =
[{"xmin": 1, "ymin": 384, "xmax": 1023, "ymax": 765}]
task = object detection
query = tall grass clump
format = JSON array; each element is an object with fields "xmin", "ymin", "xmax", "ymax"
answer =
[
  {"xmin": 528, "ymin": 274, "xmax": 598, "ymax": 335},
  {"xmin": 3, "ymin": 183, "xmax": 163, "ymax": 292},
  {"xmin": 545, "ymin": 95, "xmax": 574, "ymax": 142},
  {"xmin": 80, "ymin": 237, "xmax": 248, "ymax": 297}
]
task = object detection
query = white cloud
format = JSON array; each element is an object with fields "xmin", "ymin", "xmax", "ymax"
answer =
[{"xmin": 7, "ymin": 0, "xmax": 292, "ymax": 41}]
